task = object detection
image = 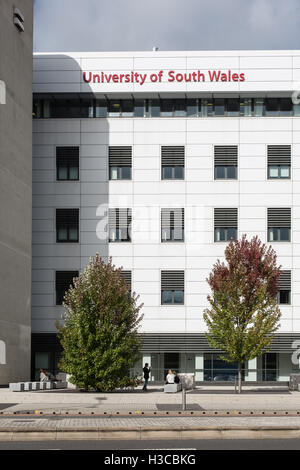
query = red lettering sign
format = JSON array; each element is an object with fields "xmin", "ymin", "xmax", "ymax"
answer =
[{"xmin": 82, "ymin": 70, "xmax": 246, "ymax": 85}]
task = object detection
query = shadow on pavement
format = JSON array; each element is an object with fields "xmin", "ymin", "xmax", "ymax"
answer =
[
  {"xmin": 155, "ymin": 403, "xmax": 204, "ymax": 411},
  {"xmin": 0, "ymin": 403, "xmax": 18, "ymax": 410},
  {"xmin": 189, "ymin": 388, "xmax": 291, "ymax": 394}
]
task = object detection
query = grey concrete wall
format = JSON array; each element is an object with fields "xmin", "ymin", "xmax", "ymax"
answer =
[{"xmin": 0, "ymin": 0, "xmax": 33, "ymax": 384}]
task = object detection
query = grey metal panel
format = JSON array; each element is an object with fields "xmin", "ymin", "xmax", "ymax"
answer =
[{"xmin": 140, "ymin": 333, "xmax": 300, "ymax": 353}]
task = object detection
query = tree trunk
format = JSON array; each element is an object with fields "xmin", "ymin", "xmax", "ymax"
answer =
[{"xmin": 238, "ymin": 362, "xmax": 242, "ymax": 394}]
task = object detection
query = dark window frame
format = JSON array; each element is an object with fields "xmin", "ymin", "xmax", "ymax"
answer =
[
  {"xmin": 55, "ymin": 270, "xmax": 79, "ymax": 305},
  {"xmin": 268, "ymin": 165, "xmax": 291, "ymax": 179},
  {"xmin": 56, "ymin": 147, "xmax": 79, "ymax": 181},
  {"xmin": 214, "ymin": 165, "xmax": 237, "ymax": 180},
  {"xmin": 267, "ymin": 227, "xmax": 291, "ymax": 242},
  {"xmin": 56, "ymin": 209, "xmax": 79, "ymax": 243},
  {"xmin": 161, "ymin": 289, "xmax": 184, "ymax": 305},
  {"xmin": 214, "ymin": 227, "xmax": 237, "ymax": 242}
]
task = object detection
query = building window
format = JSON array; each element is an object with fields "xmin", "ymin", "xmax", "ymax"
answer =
[
  {"xmin": 108, "ymin": 100, "xmax": 121, "ymax": 117},
  {"xmin": 56, "ymin": 209, "xmax": 79, "ymax": 243},
  {"xmin": 149, "ymin": 99, "xmax": 160, "ymax": 117},
  {"xmin": 214, "ymin": 208, "xmax": 238, "ymax": 242},
  {"xmin": 32, "ymin": 95, "xmax": 299, "ymax": 119},
  {"xmin": 161, "ymin": 208, "xmax": 184, "ymax": 242},
  {"xmin": 109, "ymin": 146, "xmax": 132, "ymax": 180},
  {"xmin": 161, "ymin": 146, "xmax": 185, "ymax": 180},
  {"xmin": 95, "ymin": 99, "xmax": 107, "ymax": 117},
  {"xmin": 161, "ymin": 271, "xmax": 184, "ymax": 305},
  {"xmin": 55, "ymin": 271, "xmax": 79, "ymax": 305},
  {"xmin": 186, "ymin": 99, "xmax": 198, "ymax": 117},
  {"xmin": 108, "ymin": 208, "xmax": 132, "ymax": 242},
  {"xmin": 120, "ymin": 270, "xmax": 132, "ymax": 294},
  {"xmin": 227, "ymin": 98, "xmax": 240, "ymax": 117},
  {"xmin": 277, "ymin": 270, "xmax": 291, "ymax": 305},
  {"xmin": 214, "ymin": 146, "xmax": 238, "ymax": 179},
  {"xmin": 267, "ymin": 208, "xmax": 291, "ymax": 242},
  {"xmin": 261, "ymin": 353, "xmax": 277, "ymax": 381},
  {"xmin": 267, "ymin": 145, "xmax": 291, "ymax": 179},
  {"xmin": 56, "ymin": 147, "xmax": 79, "ymax": 181},
  {"xmin": 134, "ymin": 100, "xmax": 146, "ymax": 117}
]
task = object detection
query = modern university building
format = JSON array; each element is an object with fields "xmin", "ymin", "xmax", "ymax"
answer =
[{"xmin": 29, "ymin": 50, "xmax": 300, "ymax": 383}]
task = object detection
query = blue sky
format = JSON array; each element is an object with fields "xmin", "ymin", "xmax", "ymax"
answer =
[{"xmin": 34, "ymin": 0, "xmax": 300, "ymax": 52}]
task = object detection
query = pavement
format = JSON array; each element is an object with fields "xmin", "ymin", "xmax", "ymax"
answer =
[{"xmin": 1, "ymin": 384, "xmax": 300, "ymax": 440}]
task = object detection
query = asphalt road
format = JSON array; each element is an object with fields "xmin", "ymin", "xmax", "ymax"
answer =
[{"xmin": 1, "ymin": 439, "xmax": 300, "ymax": 450}]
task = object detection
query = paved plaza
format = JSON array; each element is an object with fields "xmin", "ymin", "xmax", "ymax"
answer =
[{"xmin": 0, "ymin": 384, "xmax": 298, "ymax": 414}]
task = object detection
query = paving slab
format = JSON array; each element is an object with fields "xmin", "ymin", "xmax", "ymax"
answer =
[{"xmin": 0, "ymin": 385, "xmax": 299, "ymax": 414}]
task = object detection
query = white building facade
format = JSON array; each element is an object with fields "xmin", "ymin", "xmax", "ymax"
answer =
[{"xmin": 32, "ymin": 50, "xmax": 300, "ymax": 382}]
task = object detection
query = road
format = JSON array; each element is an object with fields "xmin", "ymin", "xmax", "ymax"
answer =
[{"xmin": 0, "ymin": 439, "xmax": 300, "ymax": 450}]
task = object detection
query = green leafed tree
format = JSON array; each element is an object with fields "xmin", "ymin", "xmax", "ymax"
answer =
[
  {"xmin": 203, "ymin": 235, "xmax": 282, "ymax": 393},
  {"xmin": 56, "ymin": 254, "xmax": 144, "ymax": 391}
]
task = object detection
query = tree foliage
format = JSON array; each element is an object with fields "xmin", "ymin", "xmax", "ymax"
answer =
[
  {"xmin": 203, "ymin": 236, "xmax": 282, "ymax": 391},
  {"xmin": 56, "ymin": 254, "xmax": 144, "ymax": 391}
]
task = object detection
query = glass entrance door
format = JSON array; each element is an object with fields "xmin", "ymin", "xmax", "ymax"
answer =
[{"xmin": 164, "ymin": 353, "xmax": 180, "ymax": 378}]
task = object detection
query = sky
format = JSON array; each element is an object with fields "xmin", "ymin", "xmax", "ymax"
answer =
[{"xmin": 33, "ymin": 0, "xmax": 300, "ymax": 52}]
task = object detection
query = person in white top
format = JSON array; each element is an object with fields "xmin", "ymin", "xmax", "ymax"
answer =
[
  {"xmin": 166, "ymin": 369, "xmax": 175, "ymax": 384},
  {"xmin": 40, "ymin": 369, "xmax": 49, "ymax": 382}
]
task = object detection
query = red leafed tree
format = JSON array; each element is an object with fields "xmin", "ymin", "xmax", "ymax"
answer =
[{"xmin": 203, "ymin": 235, "xmax": 282, "ymax": 393}]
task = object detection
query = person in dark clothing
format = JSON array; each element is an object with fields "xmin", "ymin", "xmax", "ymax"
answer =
[
  {"xmin": 142, "ymin": 363, "xmax": 151, "ymax": 391},
  {"xmin": 174, "ymin": 371, "xmax": 180, "ymax": 384}
]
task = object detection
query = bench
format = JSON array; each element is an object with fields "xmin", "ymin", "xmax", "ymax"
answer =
[
  {"xmin": 9, "ymin": 381, "xmax": 67, "ymax": 392},
  {"xmin": 163, "ymin": 383, "xmax": 182, "ymax": 393}
]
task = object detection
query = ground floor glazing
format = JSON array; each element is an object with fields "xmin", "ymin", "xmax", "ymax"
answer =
[{"xmin": 31, "ymin": 334, "xmax": 300, "ymax": 383}]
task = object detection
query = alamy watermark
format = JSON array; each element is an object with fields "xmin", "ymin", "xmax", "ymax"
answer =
[
  {"xmin": 291, "ymin": 340, "xmax": 300, "ymax": 365},
  {"xmin": 0, "ymin": 80, "xmax": 6, "ymax": 104}
]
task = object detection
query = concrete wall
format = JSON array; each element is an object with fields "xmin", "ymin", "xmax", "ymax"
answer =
[{"xmin": 0, "ymin": 0, "xmax": 33, "ymax": 384}]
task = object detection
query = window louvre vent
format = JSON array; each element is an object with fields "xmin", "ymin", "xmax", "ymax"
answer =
[
  {"xmin": 56, "ymin": 147, "xmax": 79, "ymax": 166},
  {"xmin": 279, "ymin": 270, "xmax": 291, "ymax": 290},
  {"xmin": 56, "ymin": 209, "xmax": 79, "ymax": 227},
  {"xmin": 214, "ymin": 146, "xmax": 238, "ymax": 165},
  {"xmin": 161, "ymin": 271, "xmax": 184, "ymax": 290},
  {"xmin": 161, "ymin": 208, "xmax": 184, "ymax": 229},
  {"xmin": 268, "ymin": 208, "xmax": 291, "ymax": 228},
  {"xmin": 268, "ymin": 145, "xmax": 291, "ymax": 165},
  {"xmin": 161, "ymin": 146, "xmax": 185, "ymax": 166},
  {"xmin": 108, "ymin": 208, "xmax": 132, "ymax": 229},
  {"xmin": 214, "ymin": 208, "xmax": 238, "ymax": 228},
  {"xmin": 120, "ymin": 270, "xmax": 132, "ymax": 291},
  {"xmin": 109, "ymin": 146, "xmax": 132, "ymax": 166},
  {"xmin": 55, "ymin": 271, "xmax": 79, "ymax": 305}
]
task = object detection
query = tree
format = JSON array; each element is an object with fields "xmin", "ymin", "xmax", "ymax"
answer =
[
  {"xmin": 203, "ymin": 235, "xmax": 281, "ymax": 393},
  {"xmin": 56, "ymin": 254, "xmax": 144, "ymax": 391}
]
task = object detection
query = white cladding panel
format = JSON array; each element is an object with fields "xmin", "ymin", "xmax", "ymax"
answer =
[
  {"xmin": 32, "ymin": 50, "xmax": 300, "ymax": 336},
  {"xmin": 33, "ymin": 50, "xmax": 300, "ymax": 94}
]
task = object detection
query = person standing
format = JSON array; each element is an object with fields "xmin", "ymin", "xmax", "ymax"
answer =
[{"xmin": 142, "ymin": 363, "xmax": 151, "ymax": 391}]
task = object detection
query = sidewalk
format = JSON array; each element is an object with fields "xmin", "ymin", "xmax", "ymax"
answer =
[
  {"xmin": 0, "ymin": 384, "xmax": 298, "ymax": 414},
  {"xmin": 1, "ymin": 385, "xmax": 300, "ymax": 440},
  {"xmin": 2, "ymin": 415, "xmax": 300, "ymax": 441}
]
